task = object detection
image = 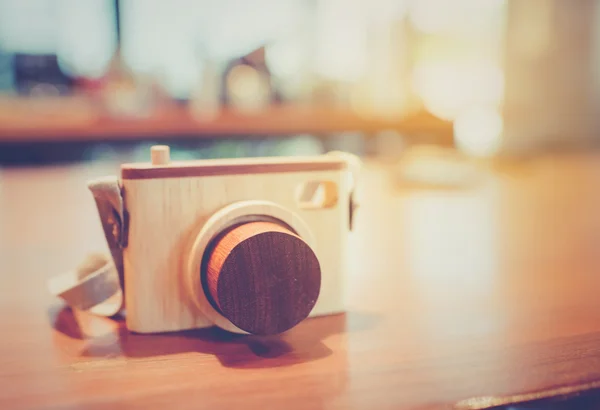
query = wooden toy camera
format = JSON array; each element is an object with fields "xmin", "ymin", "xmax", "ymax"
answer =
[{"xmin": 51, "ymin": 146, "xmax": 360, "ymax": 336}]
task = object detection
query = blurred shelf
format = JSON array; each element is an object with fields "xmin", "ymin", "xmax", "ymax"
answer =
[{"xmin": 0, "ymin": 97, "xmax": 453, "ymax": 143}]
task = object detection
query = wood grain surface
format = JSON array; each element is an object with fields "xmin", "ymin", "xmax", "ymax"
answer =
[
  {"xmin": 121, "ymin": 160, "xmax": 348, "ymax": 334},
  {"xmin": 120, "ymin": 155, "xmax": 346, "ymax": 180},
  {"xmin": 204, "ymin": 221, "xmax": 321, "ymax": 335},
  {"xmin": 3, "ymin": 154, "xmax": 600, "ymax": 409}
]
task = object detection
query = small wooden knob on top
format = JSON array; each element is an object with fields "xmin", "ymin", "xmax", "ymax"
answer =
[
  {"xmin": 204, "ymin": 221, "xmax": 321, "ymax": 335},
  {"xmin": 151, "ymin": 145, "xmax": 170, "ymax": 165}
]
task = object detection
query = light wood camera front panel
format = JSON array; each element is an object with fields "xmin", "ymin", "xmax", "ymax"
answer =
[{"xmin": 122, "ymin": 169, "xmax": 349, "ymax": 333}]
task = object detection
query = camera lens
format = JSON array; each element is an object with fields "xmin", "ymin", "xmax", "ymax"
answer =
[{"xmin": 203, "ymin": 221, "xmax": 321, "ymax": 335}]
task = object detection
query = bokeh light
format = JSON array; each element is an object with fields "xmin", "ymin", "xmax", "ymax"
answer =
[
  {"xmin": 314, "ymin": 0, "xmax": 368, "ymax": 82},
  {"xmin": 454, "ymin": 106, "xmax": 503, "ymax": 157},
  {"xmin": 412, "ymin": 61, "xmax": 504, "ymax": 120},
  {"xmin": 226, "ymin": 64, "xmax": 270, "ymax": 112},
  {"xmin": 408, "ymin": 0, "xmax": 507, "ymax": 34}
]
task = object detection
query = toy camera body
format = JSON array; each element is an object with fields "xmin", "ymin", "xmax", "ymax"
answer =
[{"xmin": 89, "ymin": 146, "xmax": 359, "ymax": 336}]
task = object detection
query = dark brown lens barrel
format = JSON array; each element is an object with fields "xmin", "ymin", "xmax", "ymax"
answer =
[{"xmin": 204, "ymin": 221, "xmax": 321, "ymax": 335}]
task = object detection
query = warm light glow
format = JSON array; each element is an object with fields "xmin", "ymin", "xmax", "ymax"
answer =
[
  {"xmin": 404, "ymin": 192, "xmax": 497, "ymax": 288},
  {"xmin": 408, "ymin": 0, "xmax": 455, "ymax": 34},
  {"xmin": 454, "ymin": 107, "xmax": 503, "ymax": 157},
  {"xmin": 367, "ymin": 0, "xmax": 408, "ymax": 23},
  {"xmin": 314, "ymin": 0, "xmax": 368, "ymax": 81},
  {"xmin": 226, "ymin": 64, "xmax": 270, "ymax": 112},
  {"xmin": 412, "ymin": 61, "xmax": 504, "ymax": 120},
  {"xmin": 408, "ymin": 0, "xmax": 507, "ymax": 34},
  {"xmin": 402, "ymin": 190, "xmax": 501, "ymax": 341},
  {"xmin": 265, "ymin": 35, "xmax": 307, "ymax": 79}
]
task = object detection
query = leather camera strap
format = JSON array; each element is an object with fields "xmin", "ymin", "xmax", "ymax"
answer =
[{"xmin": 47, "ymin": 177, "xmax": 125, "ymax": 317}]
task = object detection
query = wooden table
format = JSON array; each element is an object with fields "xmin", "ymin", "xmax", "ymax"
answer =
[{"xmin": 3, "ymin": 154, "xmax": 600, "ymax": 409}]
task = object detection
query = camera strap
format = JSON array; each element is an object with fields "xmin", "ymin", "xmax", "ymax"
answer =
[{"xmin": 46, "ymin": 177, "xmax": 125, "ymax": 317}]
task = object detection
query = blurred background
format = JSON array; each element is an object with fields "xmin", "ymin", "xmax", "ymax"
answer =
[
  {"xmin": 0, "ymin": 0, "xmax": 597, "ymax": 166},
  {"xmin": 4, "ymin": 4, "xmax": 600, "ymax": 408}
]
